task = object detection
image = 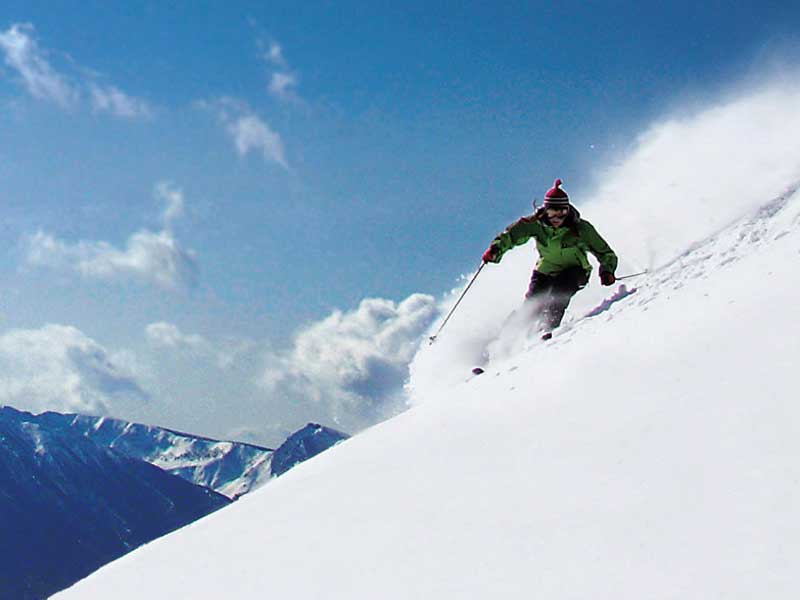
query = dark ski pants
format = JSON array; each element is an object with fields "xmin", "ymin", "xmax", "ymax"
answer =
[{"xmin": 525, "ymin": 267, "xmax": 589, "ymax": 331}]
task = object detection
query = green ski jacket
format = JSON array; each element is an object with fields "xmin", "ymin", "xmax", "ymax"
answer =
[{"xmin": 490, "ymin": 209, "xmax": 618, "ymax": 276}]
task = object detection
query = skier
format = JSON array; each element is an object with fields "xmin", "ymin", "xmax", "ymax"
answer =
[{"xmin": 481, "ymin": 179, "xmax": 618, "ymax": 336}]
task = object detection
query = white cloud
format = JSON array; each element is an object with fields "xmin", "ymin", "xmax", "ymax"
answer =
[
  {"xmin": 26, "ymin": 183, "xmax": 196, "ymax": 289},
  {"xmin": 27, "ymin": 229, "xmax": 196, "ymax": 290},
  {"xmin": 89, "ymin": 83, "xmax": 153, "ymax": 119},
  {"xmin": 261, "ymin": 39, "xmax": 301, "ymax": 103},
  {"xmin": 0, "ymin": 324, "xmax": 148, "ymax": 416},
  {"xmin": 146, "ymin": 322, "xmax": 209, "ymax": 350},
  {"xmin": 229, "ymin": 113, "xmax": 288, "ymax": 167},
  {"xmin": 208, "ymin": 98, "xmax": 289, "ymax": 169},
  {"xmin": 0, "ymin": 23, "xmax": 78, "ymax": 108},
  {"xmin": 145, "ymin": 321, "xmax": 256, "ymax": 371},
  {"xmin": 268, "ymin": 72, "xmax": 298, "ymax": 101},
  {"xmin": 156, "ymin": 181, "xmax": 185, "ymax": 228},
  {"xmin": 0, "ymin": 22, "xmax": 151, "ymax": 118},
  {"xmin": 264, "ymin": 41, "xmax": 287, "ymax": 67},
  {"xmin": 259, "ymin": 293, "xmax": 438, "ymax": 432}
]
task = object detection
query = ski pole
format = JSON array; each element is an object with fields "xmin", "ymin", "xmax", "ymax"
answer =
[
  {"xmin": 615, "ymin": 270, "xmax": 648, "ymax": 281},
  {"xmin": 429, "ymin": 262, "xmax": 486, "ymax": 345}
]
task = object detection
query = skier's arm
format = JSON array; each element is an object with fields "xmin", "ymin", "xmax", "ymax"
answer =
[
  {"xmin": 486, "ymin": 211, "xmax": 545, "ymax": 263},
  {"xmin": 581, "ymin": 222, "xmax": 618, "ymax": 275}
]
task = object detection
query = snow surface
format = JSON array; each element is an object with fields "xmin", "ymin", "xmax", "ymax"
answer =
[{"xmin": 58, "ymin": 80, "xmax": 800, "ymax": 599}]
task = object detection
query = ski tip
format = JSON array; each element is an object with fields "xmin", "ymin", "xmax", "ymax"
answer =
[{"xmin": 471, "ymin": 367, "xmax": 485, "ymax": 375}]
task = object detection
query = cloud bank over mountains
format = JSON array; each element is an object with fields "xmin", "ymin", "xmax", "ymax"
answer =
[
  {"xmin": 0, "ymin": 324, "xmax": 148, "ymax": 416},
  {"xmin": 0, "ymin": 293, "xmax": 438, "ymax": 445},
  {"xmin": 260, "ymin": 293, "xmax": 438, "ymax": 432}
]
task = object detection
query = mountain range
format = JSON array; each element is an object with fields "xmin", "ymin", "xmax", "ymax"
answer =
[{"xmin": 0, "ymin": 406, "xmax": 348, "ymax": 599}]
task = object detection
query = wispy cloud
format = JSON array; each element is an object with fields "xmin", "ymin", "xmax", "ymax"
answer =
[
  {"xmin": 26, "ymin": 182, "xmax": 196, "ymax": 289},
  {"xmin": 260, "ymin": 39, "xmax": 301, "ymax": 103},
  {"xmin": 0, "ymin": 23, "xmax": 78, "ymax": 108},
  {"xmin": 268, "ymin": 72, "xmax": 299, "ymax": 101},
  {"xmin": 156, "ymin": 181, "xmax": 185, "ymax": 228},
  {"xmin": 145, "ymin": 321, "xmax": 255, "ymax": 369},
  {"xmin": 0, "ymin": 22, "xmax": 152, "ymax": 118},
  {"xmin": 27, "ymin": 229, "xmax": 196, "ymax": 289},
  {"xmin": 0, "ymin": 324, "xmax": 148, "ymax": 416},
  {"xmin": 205, "ymin": 98, "xmax": 289, "ymax": 169},
  {"xmin": 259, "ymin": 294, "xmax": 438, "ymax": 432},
  {"xmin": 146, "ymin": 322, "xmax": 209, "ymax": 351},
  {"xmin": 228, "ymin": 113, "xmax": 288, "ymax": 167},
  {"xmin": 263, "ymin": 41, "xmax": 287, "ymax": 68},
  {"xmin": 89, "ymin": 83, "xmax": 153, "ymax": 119}
]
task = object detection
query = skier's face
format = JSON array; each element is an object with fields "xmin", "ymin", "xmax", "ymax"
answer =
[{"xmin": 545, "ymin": 207, "xmax": 568, "ymax": 227}]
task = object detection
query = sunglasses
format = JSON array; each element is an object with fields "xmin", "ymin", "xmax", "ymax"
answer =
[{"xmin": 545, "ymin": 207, "xmax": 569, "ymax": 215}]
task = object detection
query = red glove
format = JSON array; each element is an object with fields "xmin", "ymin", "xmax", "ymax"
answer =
[
  {"xmin": 600, "ymin": 271, "xmax": 616, "ymax": 286},
  {"xmin": 482, "ymin": 245, "xmax": 500, "ymax": 263}
]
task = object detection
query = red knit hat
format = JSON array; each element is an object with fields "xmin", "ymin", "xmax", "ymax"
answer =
[{"xmin": 544, "ymin": 178, "xmax": 569, "ymax": 207}]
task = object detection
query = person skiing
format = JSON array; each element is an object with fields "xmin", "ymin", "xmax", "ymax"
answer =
[{"xmin": 481, "ymin": 178, "xmax": 618, "ymax": 335}]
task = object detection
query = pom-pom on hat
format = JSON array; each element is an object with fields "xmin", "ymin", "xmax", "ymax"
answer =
[{"xmin": 544, "ymin": 178, "xmax": 570, "ymax": 207}]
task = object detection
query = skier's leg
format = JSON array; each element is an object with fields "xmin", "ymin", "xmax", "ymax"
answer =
[
  {"xmin": 489, "ymin": 272, "xmax": 551, "ymax": 359},
  {"xmin": 525, "ymin": 269, "xmax": 553, "ymax": 300},
  {"xmin": 524, "ymin": 271, "xmax": 556, "ymax": 332},
  {"xmin": 544, "ymin": 267, "xmax": 590, "ymax": 329}
]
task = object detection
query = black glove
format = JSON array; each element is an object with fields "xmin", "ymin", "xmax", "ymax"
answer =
[{"xmin": 599, "ymin": 271, "xmax": 616, "ymax": 286}]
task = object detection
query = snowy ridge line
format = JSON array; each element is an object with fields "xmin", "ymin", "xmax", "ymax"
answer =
[
  {"xmin": 67, "ymin": 413, "xmax": 275, "ymax": 451},
  {"xmin": 9, "ymin": 409, "xmax": 349, "ymax": 504},
  {"xmin": 27, "ymin": 410, "xmax": 278, "ymax": 499}
]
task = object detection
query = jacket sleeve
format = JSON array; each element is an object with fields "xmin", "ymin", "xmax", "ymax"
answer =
[
  {"xmin": 581, "ymin": 221, "xmax": 618, "ymax": 274},
  {"xmin": 490, "ymin": 214, "xmax": 543, "ymax": 262}
]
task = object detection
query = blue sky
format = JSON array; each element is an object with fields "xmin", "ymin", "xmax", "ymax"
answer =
[{"xmin": 1, "ymin": 1, "xmax": 799, "ymax": 444}]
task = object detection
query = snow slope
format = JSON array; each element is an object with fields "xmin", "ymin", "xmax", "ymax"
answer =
[{"xmin": 58, "ymin": 80, "xmax": 800, "ymax": 599}]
